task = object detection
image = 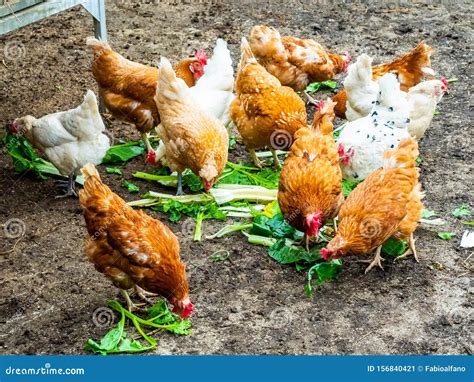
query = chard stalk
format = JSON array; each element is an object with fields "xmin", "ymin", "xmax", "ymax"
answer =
[
  {"xmin": 133, "ymin": 172, "xmax": 177, "ymax": 187},
  {"xmin": 194, "ymin": 212, "xmax": 205, "ymax": 242},
  {"xmin": 242, "ymin": 232, "xmax": 277, "ymax": 247},
  {"xmin": 207, "ymin": 223, "xmax": 253, "ymax": 239}
]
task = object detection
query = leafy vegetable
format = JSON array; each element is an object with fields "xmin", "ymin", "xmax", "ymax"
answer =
[
  {"xmin": 305, "ymin": 80, "xmax": 337, "ymax": 93},
  {"xmin": 102, "ymin": 140, "xmax": 146, "ymax": 164},
  {"xmin": 452, "ymin": 205, "xmax": 471, "ymax": 218},
  {"xmin": 85, "ymin": 299, "xmax": 191, "ymax": 355},
  {"xmin": 122, "ymin": 180, "xmax": 140, "ymax": 193},
  {"xmin": 437, "ymin": 232, "xmax": 455, "ymax": 240},
  {"xmin": 106, "ymin": 167, "xmax": 123, "ymax": 175},
  {"xmin": 305, "ymin": 260, "xmax": 343, "ymax": 297},
  {"xmin": 463, "ymin": 221, "xmax": 474, "ymax": 226},
  {"xmin": 381, "ymin": 238, "xmax": 407, "ymax": 257},
  {"xmin": 342, "ymin": 179, "xmax": 360, "ymax": 197},
  {"xmin": 3, "ymin": 129, "xmax": 61, "ymax": 179},
  {"xmin": 421, "ymin": 209, "xmax": 438, "ymax": 219}
]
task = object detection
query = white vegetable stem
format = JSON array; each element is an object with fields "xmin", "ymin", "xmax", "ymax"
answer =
[{"xmin": 211, "ymin": 184, "xmax": 277, "ymax": 204}]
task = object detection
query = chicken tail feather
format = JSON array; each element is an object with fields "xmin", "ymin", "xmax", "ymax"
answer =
[
  {"xmin": 240, "ymin": 37, "xmax": 256, "ymax": 65},
  {"xmin": 81, "ymin": 163, "xmax": 100, "ymax": 180},
  {"xmin": 156, "ymin": 57, "xmax": 189, "ymax": 102},
  {"xmin": 311, "ymin": 98, "xmax": 336, "ymax": 135},
  {"xmin": 383, "ymin": 138, "xmax": 419, "ymax": 169},
  {"xmin": 86, "ymin": 37, "xmax": 111, "ymax": 53}
]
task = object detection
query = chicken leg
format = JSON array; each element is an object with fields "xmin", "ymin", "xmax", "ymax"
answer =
[
  {"xmin": 120, "ymin": 289, "xmax": 145, "ymax": 312},
  {"xmin": 271, "ymin": 149, "xmax": 281, "ymax": 169},
  {"xmin": 134, "ymin": 285, "xmax": 158, "ymax": 304},
  {"xmin": 249, "ymin": 149, "xmax": 264, "ymax": 169},
  {"xmin": 394, "ymin": 234, "xmax": 419, "ymax": 262},
  {"xmin": 364, "ymin": 246, "xmax": 384, "ymax": 274},
  {"xmin": 55, "ymin": 174, "xmax": 77, "ymax": 198},
  {"xmin": 176, "ymin": 172, "xmax": 184, "ymax": 196},
  {"xmin": 141, "ymin": 132, "xmax": 153, "ymax": 153}
]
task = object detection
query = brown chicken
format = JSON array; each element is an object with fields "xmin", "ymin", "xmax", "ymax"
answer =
[
  {"xmin": 278, "ymin": 98, "xmax": 343, "ymax": 249},
  {"xmin": 249, "ymin": 25, "xmax": 351, "ymax": 91},
  {"xmin": 333, "ymin": 41, "xmax": 433, "ymax": 118},
  {"xmin": 79, "ymin": 163, "xmax": 193, "ymax": 317},
  {"xmin": 230, "ymin": 37, "xmax": 307, "ymax": 168},
  {"xmin": 321, "ymin": 137, "xmax": 423, "ymax": 273},
  {"xmin": 86, "ymin": 37, "xmax": 207, "ymax": 153},
  {"xmin": 150, "ymin": 57, "xmax": 228, "ymax": 195}
]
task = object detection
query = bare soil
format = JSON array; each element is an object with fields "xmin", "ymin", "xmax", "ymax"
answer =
[{"xmin": 0, "ymin": 0, "xmax": 472, "ymax": 355}]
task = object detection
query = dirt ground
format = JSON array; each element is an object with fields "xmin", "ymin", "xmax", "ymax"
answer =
[{"xmin": 0, "ymin": 0, "xmax": 472, "ymax": 355}]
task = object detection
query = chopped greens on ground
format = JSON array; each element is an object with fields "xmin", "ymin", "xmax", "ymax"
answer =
[
  {"xmin": 85, "ymin": 300, "xmax": 191, "ymax": 355},
  {"xmin": 106, "ymin": 167, "xmax": 123, "ymax": 175},
  {"xmin": 437, "ymin": 232, "xmax": 455, "ymax": 240},
  {"xmin": 304, "ymin": 80, "xmax": 337, "ymax": 93},
  {"xmin": 452, "ymin": 205, "xmax": 471, "ymax": 218},
  {"xmin": 122, "ymin": 180, "xmax": 140, "ymax": 193}
]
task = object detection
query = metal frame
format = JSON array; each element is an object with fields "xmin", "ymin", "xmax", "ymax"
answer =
[{"xmin": 0, "ymin": 0, "xmax": 106, "ymax": 39}]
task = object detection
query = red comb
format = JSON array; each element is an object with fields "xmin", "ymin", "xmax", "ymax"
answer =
[
  {"xmin": 195, "ymin": 50, "xmax": 207, "ymax": 66},
  {"xmin": 317, "ymin": 100, "xmax": 325, "ymax": 110},
  {"xmin": 182, "ymin": 303, "xmax": 194, "ymax": 319},
  {"xmin": 320, "ymin": 248, "xmax": 331, "ymax": 260},
  {"xmin": 146, "ymin": 150, "xmax": 157, "ymax": 165},
  {"xmin": 440, "ymin": 77, "xmax": 449, "ymax": 90}
]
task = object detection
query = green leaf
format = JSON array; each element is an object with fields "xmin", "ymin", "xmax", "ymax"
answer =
[
  {"xmin": 305, "ymin": 260, "xmax": 342, "ymax": 297},
  {"xmin": 102, "ymin": 140, "xmax": 146, "ymax": 164},
  {"xmin": 122, "ymin": 180, "xmax": 140, "ymax": 193},
  {"xmin": 3, "ymin": 129, "xmax": 61, "ymax": 179},
  {"xmin": 268, "ymin": 238, "xmax": 322, "ymax": 264},
  {"xmin": 463, "ymin": 221, "xmax": 474, "ymax": 226},
  {"xmin": 106, "ymin": 167, "xmax": 123, "ymax": 175},
  {"xmin": 382, "ymin": 238, "xmax": 407, "ymax": 257},
  {"xmin": 452, "ymin": 205, "xmax": 471, "ymax": 218},
  {"xmin": 305, "ymin": 80, "xmax": 337, "ymax": 93},
  {"xmin": 342, "ymin": 179, "xmax": 360, "ymax": 197},
  {"xmin": 421, "ymin": 209, "xmax": 438, "ymax": 219},
  {"xmin": 437, "ymin": 232, "xmax": 455, "ymax": 240}
]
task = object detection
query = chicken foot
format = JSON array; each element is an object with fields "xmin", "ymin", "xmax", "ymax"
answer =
[
  {"xmin": 55, "ymin": 174, "xmax": 77, "ymax": 198},
  {"xmin": 271, "ymin": 149, "xmax": 281, "ymax": 169},
  {"xmin": 134, "ymin": 285, "xmax": 158, "ymax": 305},
  {"xmin": 176, "ymin": 172, "xmax": 184, "ymax": 196},
  {"xmin": 120, "ymin": 289, "xmax": 146, "ymax": 312},
  {"xmin": 249, "ymin": 149, "xmax": 264, "ymax": 169},
  {"xmin": 364, "ymin": 246, "xmax": 384, "ymax": 274},
  {"xmin": 394, "ymin": 233, "xmax": 419, "ymax": 262}
]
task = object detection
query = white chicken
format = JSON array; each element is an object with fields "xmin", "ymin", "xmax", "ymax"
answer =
[
  {"xmin": 405, "ymin": 79, "xmax": 447, "ymax": 139},
  {"xmin": 344, "ymin": 54, "xmax": 448, "ymax": 139},
  {"xmin": 337, "ymin": 74, "xmax": 411, "ymax": 181},
  {"xmin": 9, "ymin": 90, "xmax": 110, "ymax": 197},
  {"xmin": 189, "ymin": 38, "xmax": 235, "ymax": 126},
  {"xmin": 344, "ymin": 54, "xmax": 379, "ymax": 121}
]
